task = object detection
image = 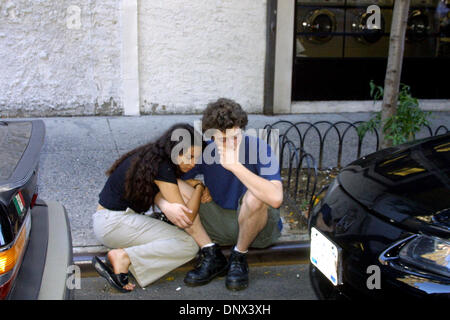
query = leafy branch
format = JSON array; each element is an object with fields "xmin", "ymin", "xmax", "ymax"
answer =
[{"xmin": 357, "ymin": 80, "xmax": 432, "ymax": 146}]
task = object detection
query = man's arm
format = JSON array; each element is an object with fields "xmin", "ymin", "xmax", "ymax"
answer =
[
  {"xmin": 227, "ymin": 163, "xmax": 283, "ymax": 208},
  {"xmin": 217, "ymin": 133, "xmax": 283, "ymax": 208}
]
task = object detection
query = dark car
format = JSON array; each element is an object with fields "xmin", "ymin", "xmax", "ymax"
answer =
[
  {"xmin": 0, "ymin": 120, "xmax": 73, "ymax": 300},
  {"xmin": 308, "ymin": 132, "xmax": 450, "ymax": 300}
]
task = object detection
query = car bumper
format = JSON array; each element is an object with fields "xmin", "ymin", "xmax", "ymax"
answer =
[
  {"xmin": 8, "ymin": 200, "xmax": 73, "ymax": 300},
  {"xmin": 308, "ymin": 183, "xmax": 450, "ymax": 300}
]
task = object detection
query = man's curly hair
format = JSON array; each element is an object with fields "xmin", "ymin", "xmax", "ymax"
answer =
[{"xmin": 202, "ymin": 98, "xmax": 248, "ymax": 132}]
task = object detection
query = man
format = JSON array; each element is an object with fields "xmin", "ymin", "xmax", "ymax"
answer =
[{"xmin": 156, "ymin": 98, "xmax": 283, "ymax": 291}]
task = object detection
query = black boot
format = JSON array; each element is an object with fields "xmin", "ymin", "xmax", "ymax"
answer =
[
  {"xmin": 225, "ymin": 249, "xmax": 249, "ymax": 291},
  {"xmin": 184, "ymin": 244, "xmax": 228, "ymax": 287}
]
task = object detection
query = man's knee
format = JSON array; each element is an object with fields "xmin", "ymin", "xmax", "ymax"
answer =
[{"xmin": 242, "ymin": 192, "xmax": 267, "ymax": 215}]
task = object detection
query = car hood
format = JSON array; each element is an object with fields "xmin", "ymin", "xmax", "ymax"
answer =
[{"xmin": 338, "ymin": 133, "xmax": 450, "ymax": 238}]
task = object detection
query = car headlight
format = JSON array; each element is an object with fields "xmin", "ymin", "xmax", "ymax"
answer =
[{"xmin": 398, "ymin": 235, "xmax": 450, "ymax": 278}]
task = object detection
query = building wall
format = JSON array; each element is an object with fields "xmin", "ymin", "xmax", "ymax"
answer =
[
  {"xmin": 0, "ymin": 0, "xmax": 267, "ymax": 117},
  {"xmin": 0, "ymin": 0, "xmax": 123, "ymax": 117},
  {"xmin": 138, "ymin": 0, "xmax": 267, "ymax": 114}
]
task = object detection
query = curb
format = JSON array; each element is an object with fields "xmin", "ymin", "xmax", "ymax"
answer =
[{"xmin": 74, "ymin": 241, "xmax": 311, "ymax": 277}]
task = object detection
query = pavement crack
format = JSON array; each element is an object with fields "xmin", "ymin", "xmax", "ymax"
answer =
[{"xmin": 106, "ymin": 118, "xmax": 120, "ymax": 157}]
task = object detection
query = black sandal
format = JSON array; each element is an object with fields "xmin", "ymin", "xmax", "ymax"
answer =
[{"xmin": 92, "ymin": 256, "xmax": 132, "ymax": 293}]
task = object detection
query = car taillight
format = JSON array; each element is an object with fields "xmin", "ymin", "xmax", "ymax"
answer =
[
  {"xmin": 30, "ymin": 193, "xmax": 38, "ymax": 209},
  {"xmin": 0, "ymin": 214, "xmax": 30, "ymax": 300},
  {"xmin": 0, "ymin": 228, "xmax": 26, "ymax": 274}
]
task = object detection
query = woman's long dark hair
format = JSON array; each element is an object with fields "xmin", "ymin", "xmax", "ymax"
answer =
[{"xmin": 106, "ymin": 123, "xmax": 203, "ymax": 211}]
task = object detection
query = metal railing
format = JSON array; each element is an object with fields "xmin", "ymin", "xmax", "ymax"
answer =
[{"xmin": 264, "ymin": 120, "xmax": 449, "ymax": 210}]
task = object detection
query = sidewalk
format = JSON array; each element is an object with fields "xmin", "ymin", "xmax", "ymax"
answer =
[{"xmin": 32, "ymin": 111, "xmax": 450, "ymax": 262}]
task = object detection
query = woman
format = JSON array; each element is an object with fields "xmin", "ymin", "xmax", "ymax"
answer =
[{"xmin": 92, "ymin": 123, "xmax": 206, "ymax": 292}]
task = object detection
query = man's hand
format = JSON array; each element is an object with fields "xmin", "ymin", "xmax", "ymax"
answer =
[
  {"xmin": 216, "ymin": 130, "xmax": 243, "ymax": 172},
  {"xmin": 161, "ymin": 203, "xmax": 193, "ymax": 229}
]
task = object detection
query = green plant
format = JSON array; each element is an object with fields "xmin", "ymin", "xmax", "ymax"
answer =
[{"xmin": 357, "ymin": 80, "xmax": 432, "ymax": 146}]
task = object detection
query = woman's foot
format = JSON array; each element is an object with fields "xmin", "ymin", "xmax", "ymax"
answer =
[{"xmin": 107, "ymin": 249, "xmax": 135, "ymax": 291}]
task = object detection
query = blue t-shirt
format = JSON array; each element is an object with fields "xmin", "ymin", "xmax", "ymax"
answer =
[{"xmin": 182, "ymin": 135, "xmax": 281, "ymax": 210}]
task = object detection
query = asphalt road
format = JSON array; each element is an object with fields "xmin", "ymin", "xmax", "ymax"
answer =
[{"xmin": 74, "ymin": 263, "xmax": 317, "ymax": 300}]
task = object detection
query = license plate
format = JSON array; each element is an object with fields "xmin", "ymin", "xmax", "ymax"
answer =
[{"xmin": 310, "ymin": 227, "xmax": 342, "ymax": 286}]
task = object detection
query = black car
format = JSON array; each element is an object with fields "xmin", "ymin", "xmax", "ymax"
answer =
[
  {"xmin": 0, "ymin": 120, "xmax": 73, "ymax": 300},
  {"xmin": 308, "ymin": 132, "xmax": 450, "ymax": 299}
]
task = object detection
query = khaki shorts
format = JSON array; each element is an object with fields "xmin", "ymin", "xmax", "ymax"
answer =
[{"xmin": 197, "ymin": 196, "xmax": 282, "ymax": 249}]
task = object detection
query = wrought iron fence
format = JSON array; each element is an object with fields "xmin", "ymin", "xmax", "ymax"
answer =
[{"xmin": 264, "ymin": 120, "xmax": 449, "ymax": 210}]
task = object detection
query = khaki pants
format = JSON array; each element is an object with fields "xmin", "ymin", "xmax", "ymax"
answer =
[{"xmin": 92, "ymin": 208, "xmax": 199, "ymax": 288}]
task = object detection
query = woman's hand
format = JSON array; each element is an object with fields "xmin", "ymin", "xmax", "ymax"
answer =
[
  {"xmin": 160, "ymin": 202, "xmax": 193, "ymax": 229},
  {"xmin": 183, "ymin": 179, "xmax": 211, "ymax": 203},
  {"xmin": 201, "ymin": 187, "xmax": 212, "ymax": 203}
]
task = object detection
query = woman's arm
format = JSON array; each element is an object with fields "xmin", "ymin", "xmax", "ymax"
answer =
[
  {"xmin": 154, "ymin": 179, "xmax": 204, "ymax": 224},
  {"xmin": 184, "ymin": 179, "xmax": 212, "ymax": 203},
  {"xmin": 153, "ymin": 193, "xmax": 193, "ymax": 229}
]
